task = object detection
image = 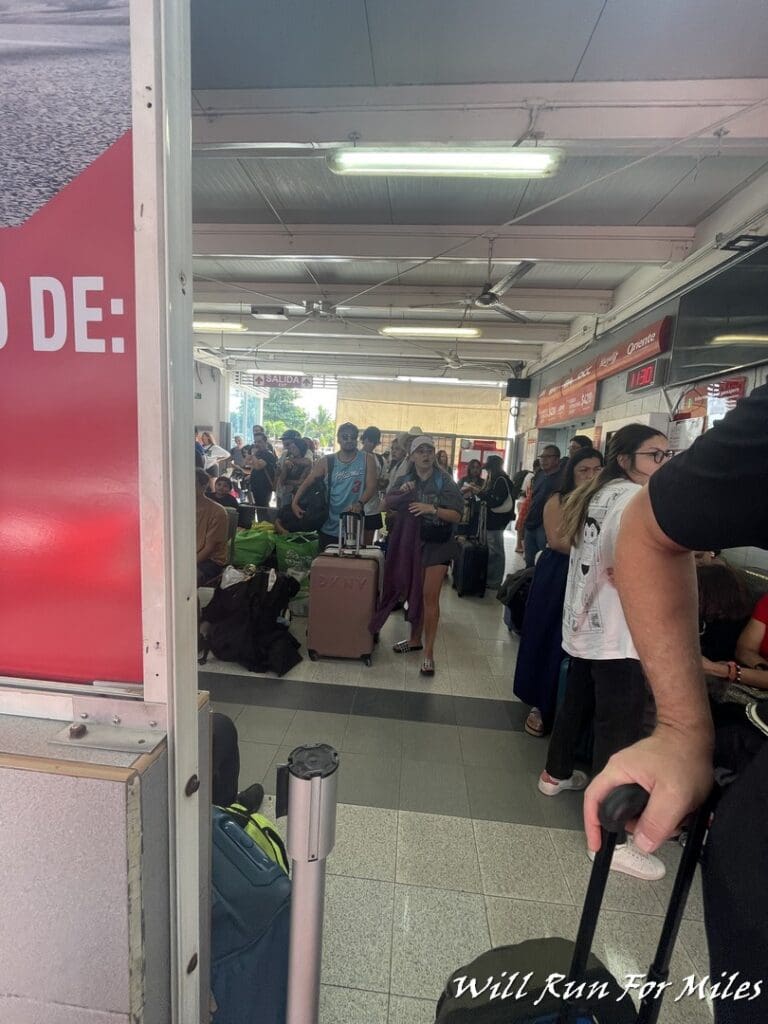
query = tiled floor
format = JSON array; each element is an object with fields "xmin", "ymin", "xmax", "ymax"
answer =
[{"xmin": 203, "ymin": 531, "xmax": 713, "ymax": 1023}]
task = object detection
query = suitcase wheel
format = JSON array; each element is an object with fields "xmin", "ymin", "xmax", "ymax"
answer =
[
  {"xmin": 362, "ymin": 655, "xmax": 372, "ymax": 667},
  {"xmin": 308, "ymin": 649, "xmax": 318, "ymax": 661}
]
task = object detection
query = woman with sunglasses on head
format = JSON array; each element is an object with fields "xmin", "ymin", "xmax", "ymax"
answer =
[
  {"xmin": 371, "ymin": 435, "xmax": 464, "ymax": 677},
  {"xmin": 514, "ymin": 447, "xmax": 604, "ymax": 738},
  {"xmin": 538, "ymin": 424, "xmax": 674, "ymax": 881}
]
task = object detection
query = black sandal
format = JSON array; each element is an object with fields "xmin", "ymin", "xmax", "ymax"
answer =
[
  {"xmin": 393, "ymin": 640, "xmax": 423, "ymax": 654},
  {"xmin": 420, "ymin": 658, "xmax": 435, "ymax": 677}
]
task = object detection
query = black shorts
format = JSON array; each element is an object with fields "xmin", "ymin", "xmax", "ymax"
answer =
[{"xmin": 364, "ymin": 513, "xmax": 383, "ymax": 531}]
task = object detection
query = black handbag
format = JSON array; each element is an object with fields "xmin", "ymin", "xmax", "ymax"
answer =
[
  {"xmin": 293, "ymin": 455, "xmax": 334, "ymax": 532},
  {"xmin": 421, "ymin": 517, "xmax": 453, "ymax": 543}
]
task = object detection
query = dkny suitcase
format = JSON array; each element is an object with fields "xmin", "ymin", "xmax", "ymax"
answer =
[
  {"xmin": 322, "ymin": 542, "xmax": 385, "ymax": 598},
  {"xmin": 453, "ymin": 504, "xmax": 488, "ymax": 598},
  {"xmin": 211, "ymin": 807, "xmax": 291, "ymax": 1024},
  {"xmin": 307, "ymin": 513, "xmax": 378, "ymax": 665},
  {"xmin": 435, "ymin": 785, "xmax": 714, "ymax": 1024}
]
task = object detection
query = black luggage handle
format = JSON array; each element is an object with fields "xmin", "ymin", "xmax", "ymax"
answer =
[
  {"xmin": 598, "ymin": 781, "xmax": 650, "ymax": 832},
  {"xmin": 564, "ymin": 784, "xmax": 716, "ymax": 1024}
]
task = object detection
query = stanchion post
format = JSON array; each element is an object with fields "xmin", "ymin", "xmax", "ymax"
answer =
[{"xmin": 278, "ymin": 743, "xmax": 339, "ymax": 1024}]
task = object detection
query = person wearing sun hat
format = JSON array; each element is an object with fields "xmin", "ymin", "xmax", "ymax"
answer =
[{"xmin": 371, "ymin": 434, "xmax": 464, "ymax": 677}]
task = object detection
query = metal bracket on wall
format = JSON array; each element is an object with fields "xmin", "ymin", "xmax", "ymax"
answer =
[
  {"xmin": 50, "ymin": 721, "xmax": 166, "ymax": 755},
  {"xmin": 47, "ymin": 694, "xmax": 168, "ymax": 754}
]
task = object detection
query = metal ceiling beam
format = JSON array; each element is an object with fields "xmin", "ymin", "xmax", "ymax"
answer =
[
  {"xmin": 194, "ymin": 224, "xmax": 695, "ymax": 264},
  {"xmin": 197, "ymin": 337, "xmax": 542, "ymax": 362},
  {"xmin": 193, "ymin": 319, "xmax": 565, "ymax": 344},
  {"xmin": 192, "ymin": 80, "xmax": 768, "ymax": 148},
  {"xmin": 191, "ymin": 284, "xmax": 613, "ymax": 314}
]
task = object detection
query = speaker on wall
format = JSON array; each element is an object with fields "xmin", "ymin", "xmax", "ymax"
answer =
[{"xmin": 505, "ymin": 377, "xmax": 531, "ymax": 398}]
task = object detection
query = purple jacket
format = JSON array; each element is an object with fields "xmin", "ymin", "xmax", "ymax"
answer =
[{"xmin": 369, "ymin": 486, "xmax": 424, "ymax": 632}]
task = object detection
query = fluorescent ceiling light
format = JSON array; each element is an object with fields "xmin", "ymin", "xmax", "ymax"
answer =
[
  {"xmin": 250, "ymin": 306, "xmax": 288, "ymax": 321},
  {"xmin": 380, "ymin": 325, "xmax": 481, "ymax": 339},
  {"xmin": 711, "ymin": 333, "xmax": 768, "ymax": 344},
  {"xmin": 327, "ymin": 147, "xmax": 563, "ymax": 178},
  {"xmin": 397, "ymin": 375, "xmax": 502, "ymax": 386},
  {"xmin": 193, "ymin": 321, "xmax": 247, "ymax": 332}
]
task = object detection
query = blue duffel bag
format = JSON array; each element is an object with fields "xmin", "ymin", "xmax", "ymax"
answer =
[{"xmin": 211, "ymin": 807, "xmax": 291, "ymax": 1024}]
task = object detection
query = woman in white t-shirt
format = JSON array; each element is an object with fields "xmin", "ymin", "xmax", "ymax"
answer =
[{"xmin": 537, "ymin": 423, "xmax": 674, "ymax": 882}]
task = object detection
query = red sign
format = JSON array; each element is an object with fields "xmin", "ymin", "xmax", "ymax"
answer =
[
  {"xmin": 595, "ymin": 317, "xmax": 671, "ymax": 380},
  {"xmin": 536, "ymin": 317, "xmax": 671, "ymax": 427},
  {"xmin": 0, "ymin": 9, "xmax": 141, "ymax": 684},
  {"xmin": 537, "ymin": 379, "xmax": 596, "ymax": 426}
]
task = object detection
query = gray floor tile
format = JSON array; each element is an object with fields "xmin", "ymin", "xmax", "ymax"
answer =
[
  {"xmin": 549, "ymin": 827, "xmax": 667, "ymax": 917},
  {"xmin": 388, "ymin": 995, "xmax": 437, "ymax": 1024},
  {"xmin": 329, "ymin": 804, "xmax": 398, "ymax": 882},
  {"xmin": 322, "ymin": 875, "xmax": 394, "ymax": 992},
  {"xmin": 464, "ymin": 765, "xmax": 545, "ymax": 826},
  {"xmin": 400, "ymin": 721, "xmax": 461, "ymax": 764},
  {"xmin": 233, "ymin": 704, "xmax": 296, "ymax": 744},
  {"xmin": 397, "ymin": 811, "xmax": 481, "ymax": 893},
  {"xmin": 237, "ymin": 741, "xmax": 280, "ymax": 790},
  {"xmin": 473, "ymin": 820, "xmax": 573, "ymax": 903},
  {"xmin": 282, "ymin": 710, "xmax": 349, "ymax": 751},
  {"xmin": 342, "ymin": 715, "xmax": 404, "ymax": 756},
  {"xmin": 485, "ymin": 895, "xmax": 580, "ymax": 947},
  {"xmin": 312, "ymin": 660, "xmax": 365, "ymax": 687},
  {"xmin": 650, "ymin": 841, "xmax": 706, "ymax": 921},
  {"xmin": 358, "ymin": 659, "xmax": 407, "ymax": 690},
  {"xmin": 678, "ymin": 918, "xmax": 710, "ymax": 978},
  {"xmin": 320, "ymin": 985, "xmax": 388, "ymax": 1024},
  {"xmin": 209, "ymin": 700, "xmax": 244, "ymax": 720},
  {"xmin": 449, "ymin": 670, "xmax": 500, "ymax": 700},
  {"xmin": 593, "ymin": 909, "xmax": 711, "ymax": 1024},
  {"xmin": 336, "ymin": 751, "xmax": 402, "ymax": 810},
  {"xmin": 402, "ymin": 691, "xmax": 456, "ymax": 725},
  {"xmin": 535, "ymin": 783, "xmax": 589, "ymax": 832},
  {"xmin": 262, "ymin": 746, "xmax": 292, "ymax": 794},
  {"xmin": 390, "ymin": 885, "xmax": 490, "ymax": 1000},
  {"xmin": 458, "ymin": 727, "xmax": 542, "ymax": 771},
  {"xmin": 399, "ymin": 759, "xmax": 470, "ymax": 818}
]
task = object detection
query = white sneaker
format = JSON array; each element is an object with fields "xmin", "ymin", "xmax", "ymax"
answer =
[
  {"xmin": 537, "ymin": 769, "xmax": 589, "ymax": 797},
  {"xmin": 588, "ymin": 837, "xmax": 666, "ymax": 881}
]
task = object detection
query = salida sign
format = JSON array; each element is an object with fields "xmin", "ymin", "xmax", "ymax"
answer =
[
  {"xmin": 536, "ymin": 318, "xmax": 671, "ymax": 427},
  {"xmin": 246, "ymin": 373, "xmax": 313, "ymax": 389}
]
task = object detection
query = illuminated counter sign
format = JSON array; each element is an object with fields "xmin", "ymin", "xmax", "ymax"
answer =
[{"xmin": 626, "ymin": 358, "xmax": 666, "ymax": 393}]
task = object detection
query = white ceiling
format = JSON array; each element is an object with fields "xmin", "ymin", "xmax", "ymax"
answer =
[{"xmin": 189, "ymin": 0, "xmax": 768, "ymax": 382}]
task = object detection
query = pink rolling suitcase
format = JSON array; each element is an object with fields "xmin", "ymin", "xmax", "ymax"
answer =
[{"xmin": 306, "ymin": 513, "xmax": 378, "ymax": 666}]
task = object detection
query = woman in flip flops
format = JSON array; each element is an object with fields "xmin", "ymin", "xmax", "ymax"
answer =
[{"xmin": 371, "ymin": 435, "xmax": 463, "ymax": 676}]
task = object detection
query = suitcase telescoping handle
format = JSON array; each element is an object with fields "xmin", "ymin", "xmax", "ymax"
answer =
[
  {"xmin": 564, "ymin": 783, "xmax": 715, "ymax": 1024},
  {"xmin": 338, "ymin": 510, "xmax": 363, "ymax": 556}
]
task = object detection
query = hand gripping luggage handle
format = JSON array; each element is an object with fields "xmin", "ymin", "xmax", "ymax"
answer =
[{"xmin": 564, "ymin": 783, "xmax": 715, "ymax": 1024}]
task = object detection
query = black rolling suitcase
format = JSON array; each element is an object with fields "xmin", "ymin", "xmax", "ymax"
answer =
[
  {"xmin": 453, "ymin": 503, "xmax": 488, "ymax": 597},
  {"xmin": 435, "ymin": 784, "xmax": 714, "ymax": 1024}
]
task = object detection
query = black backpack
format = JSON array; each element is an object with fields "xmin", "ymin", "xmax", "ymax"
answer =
[{"xmin": 497, "ymin": 567, "xmax": 535, "ymax": 635}]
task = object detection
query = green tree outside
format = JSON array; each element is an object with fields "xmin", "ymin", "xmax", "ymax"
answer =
[
  {"xmin": 263, "ymin": 388, "xmax": 307, "ymax": 439},
  {"xmin": 305, "ymin": 405, "xmax": 335, "ymax": 447}
]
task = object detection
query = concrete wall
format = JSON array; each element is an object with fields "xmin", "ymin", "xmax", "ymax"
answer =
[
  {"xmin": 336, "ymin": 379, "xmax": 511, "ymax": 438},
  {"xmin": 194, "ymin": 362, "xmax": 228, "ymax": 443}
]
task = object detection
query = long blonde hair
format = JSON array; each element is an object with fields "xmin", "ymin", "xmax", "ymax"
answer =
[{"xmin": 560, "ymin": 424, "xmax": 662, "ymax": 546}]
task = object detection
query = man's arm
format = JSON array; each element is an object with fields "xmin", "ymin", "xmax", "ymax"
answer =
[{"xmin": 583, "ymin": 487, "xmax": 714, "ymax": 853}]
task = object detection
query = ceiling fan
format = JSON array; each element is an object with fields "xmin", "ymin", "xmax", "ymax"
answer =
[{"xmin": 408, "ymin": 260, "xmax": 536, "ymax": 323}]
